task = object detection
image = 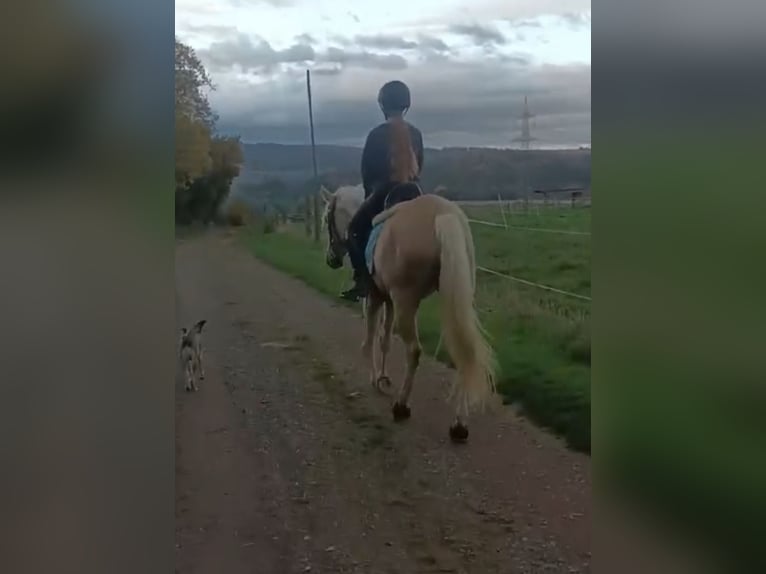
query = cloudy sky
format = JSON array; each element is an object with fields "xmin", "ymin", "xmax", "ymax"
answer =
[{"xmin": 176, "ymin": 0, "xmax": 590, "ymax": 149}]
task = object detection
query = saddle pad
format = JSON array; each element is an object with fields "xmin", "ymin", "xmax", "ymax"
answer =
[{"xmin": 365, "ymin": 222, "xmax": 385, "ymax": 275}]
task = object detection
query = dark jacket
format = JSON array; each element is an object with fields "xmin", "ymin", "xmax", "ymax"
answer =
[{"xmin": 360, "ymin": 120, "xmax": 424, "ymax": 199}]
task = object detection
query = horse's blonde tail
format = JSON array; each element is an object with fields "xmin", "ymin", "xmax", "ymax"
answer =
[{"xmin": 435, "ymin": 211, "xmax": 496, "ymax": 415}]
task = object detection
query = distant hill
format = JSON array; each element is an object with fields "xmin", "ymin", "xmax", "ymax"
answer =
[{"xmin": 231, "ymin": 142, "xmax": 591, "ymax": 211}]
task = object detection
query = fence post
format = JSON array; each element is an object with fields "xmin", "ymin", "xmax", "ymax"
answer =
[
  {"xmin": 496, "ymin": 193, "xmax": 508, "ymax": 230},
  {"xmin": 305, "ymin": 195, "xmax": 311, "ymax": 236},
  {"xmin": 313, "ymin": 192, "xmax": 320, "ymax": 242}
]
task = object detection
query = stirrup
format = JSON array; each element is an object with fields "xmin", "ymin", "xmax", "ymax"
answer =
[
  {"xmin": 340, "ymin": 280, "xmax": 368, "ymax": 302},
  {"xmin": 339, "ymin": 288, "xmax": 364, "ymax": 302}
]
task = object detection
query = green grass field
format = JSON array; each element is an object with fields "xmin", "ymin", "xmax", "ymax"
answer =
[{"xmin": 241, "ymin": 203, "xmax": 591, "ymax": 452}]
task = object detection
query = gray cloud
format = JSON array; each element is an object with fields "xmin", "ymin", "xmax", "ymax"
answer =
[
  {"xmin": 211, "ymin": 55, "xmax": 590, "ymax": 149},
  {"xmin": 560, "ymin": 12, "xmax": 591, "ymax": 28},
  {"xmin": 295, "ymin": 33, "xmax": 316, "ymax": 44},
  {"xmin": 497, "ymin": 53, "xmax": 532, "ymax": 65},
  {"xmin": 338, "ymin": 33, "xmax": 452, "ymax": 55},
  {"xmin": 183, "ymin": 5, "xmax": 589, "ymax": 149},
  {"xmin": 227, "ymin": 0, "xmax": 296, "ymax": 6},
  {"xmin": 312, "ymin": 67, "xmax": 343, "ymax": 76},
  {"xmin": 509, "ymin": 18, "xmax": 543, "ymax": 29},
  {"xmin": 354, "ymin": 34, "xmax": 418, "ymax": 50},
  {"xmin": 199, "ymin": 32, "xmax": 408, "ymax": 73},
  {"xmin": 181, "ymin": 23, "xmax": 239, "ymax": 38},
  {"xmin": 416, "ymin": 35, "xmax": 452, "ymax": 54},
  {"xmin": 201, "ymin": 33, "xmax": 314, "ymax": 73},
  {"xmin": 436, "ymin": 0, "xmax": 592, "ymax": 24},
  {"xmin": 322, "ymin": 47, "xmax": 408, "ymax": 70},
  {"xmin": 448, "ymin": 23, "xmax": 507, "ymax": 46}
]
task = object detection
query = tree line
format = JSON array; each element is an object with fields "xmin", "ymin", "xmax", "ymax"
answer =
[
  {"xmin": 175, "ymin": 38, "xmax": 244, "ymax": 224},
  {"xmin": 239, "ymin": 143, "xmax": 591, "ymax": 204}
]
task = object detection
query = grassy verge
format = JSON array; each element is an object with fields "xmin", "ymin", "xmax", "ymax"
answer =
[{"xmin": 240, "ymin": 214, "xmax": 591, "ymax": 452}]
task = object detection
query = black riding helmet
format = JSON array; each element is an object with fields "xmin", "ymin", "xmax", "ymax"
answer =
[{"xmin": 377, "ymin": 80, "xmax": 411, "ymax": 115}]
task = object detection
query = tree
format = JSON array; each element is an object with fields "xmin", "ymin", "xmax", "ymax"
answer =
[
  {"xmin": 175, "ymin": 111, "xmax": 212, "ymax": 188},
  {"xmin": 174, "ymin": 38, "xmax": 216, "ymax": 128},
  {"xmin": 197, "ymin": 136, "xmax": 245, "ymax": 222},
  {"xmin": 175, "ymin": 38, "xmax": 244, "ymax": 224},
  {"xmin": 209, "ymin": 136, "xmax": 244, "ymax": 179},
  {"xmin": 175, "ymin": 38, "xmax": 217, "ymax": 191}
]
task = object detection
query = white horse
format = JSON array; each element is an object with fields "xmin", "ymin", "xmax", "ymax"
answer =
[{"xmin": 320, "ymin": 184, "xmax": 364, "ymax": 270}]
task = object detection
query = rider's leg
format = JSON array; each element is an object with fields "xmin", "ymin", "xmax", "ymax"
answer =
[
  {"xmin": 347, "ymin": 210, "xmax": 368, "ymax": 275},
  {"xmin": 341, "ymin": 187, "xmax": 388, "ymax": 301},
  {"xmin": 341, "ymin": 207, "xmax": 374, "ymax": 301}
]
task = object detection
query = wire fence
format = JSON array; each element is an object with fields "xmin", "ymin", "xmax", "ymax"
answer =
[
  {"xmin": 463, "ymin": 200, "xmax": 591, "ymax": 304},
  {"xmin": 476, "ymin": 266, "xmax": 591, "ymax": 302},
  {"xmin": 284, "ymin": 192, "xmax": 592, "ymax": 306},
  {"xmin": 466, "ymin": 218, "xmax": 591, "ymax": 236}
]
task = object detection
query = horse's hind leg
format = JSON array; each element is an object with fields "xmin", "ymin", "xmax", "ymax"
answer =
[
  {"xmin": 449, "ymin": 402, "xmax": 470, "ymax": 442},
  {"xmin": 363, "ymin": 294, "xmax": 384, "ymax": 391},
  {"xmin": 392, "ymin": 296, "xmax": 420, "ymax": 421},
  {"xmin": 375, "ymin": 298, "xmax": 394, "ymax": 391}
]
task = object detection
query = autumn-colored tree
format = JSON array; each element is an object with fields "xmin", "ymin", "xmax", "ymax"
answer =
[
  {"xmin": 175, "ymin": 38, "xmax": 215, "ymax": 190},
  {"xmin": 175, "ymin": 111, "xmax": 212, "ymax": 188},
  {"xmin": 209, "ymin": 136, "xmax": 244, "ymax": 179},
  {"xmin": 175, "ymin": 39, "xmax": 215, "ymax": 128},
  {"xmin": 175, "ymin": 38, "xmax": 244, "ymax": 224},
  {"xmin": 188, "ymin": 136, "xmax": 245, "ymax": 223}
]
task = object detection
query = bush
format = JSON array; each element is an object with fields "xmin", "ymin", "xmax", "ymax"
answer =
[
  {"xmin": 225, "ymin": 200, "xmax": 251, "ymax": 227},
  {"xmin": 262, "ymin": 217, "xmax": 276, "ymax": 234}
]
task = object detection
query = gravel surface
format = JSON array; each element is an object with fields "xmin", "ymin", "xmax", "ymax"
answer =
[{"xmin": 175, "ymin": 232, "xmax": 591, "ymax": 574}]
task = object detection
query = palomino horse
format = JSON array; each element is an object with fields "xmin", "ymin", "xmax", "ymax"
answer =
[{"xmin": 320, "ymin": 184, "xmax": 496, "ymax": 441}]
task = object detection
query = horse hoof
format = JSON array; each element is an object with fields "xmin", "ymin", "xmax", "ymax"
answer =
[
  {"xmin": 371, "ymin": 376, "xmax": 389, "ymax": 394},
  {"xmin": 449, "ymin": 423, "xmax": 469, "ymax": 443},
  {"xmin": 392, "ymin": 402, "xmax": 411, "ymax": 421}
]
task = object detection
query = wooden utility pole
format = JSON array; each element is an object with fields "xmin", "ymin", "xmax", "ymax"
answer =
[{"xmin": 306, "ymin": 69, "xmax": 320, "ymax": 241}]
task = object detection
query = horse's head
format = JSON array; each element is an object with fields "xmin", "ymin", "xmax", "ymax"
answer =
[
  {"xmin": 320, "ymin": 184, "xmax": 364, "ymax": 269},
  {"xmin": 320, "ymin": 186, "xmax": 345, "ymax": 269}
]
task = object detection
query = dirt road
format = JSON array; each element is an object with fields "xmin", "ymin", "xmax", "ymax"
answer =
[{"xmin": 175, "ymin": 232, "xmax": 591, "ymax": 574}]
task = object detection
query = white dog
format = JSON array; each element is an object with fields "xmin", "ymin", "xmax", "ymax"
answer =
[{"xmin": 179, "ymin": 319, "xmax": 206, "ymax": 392}]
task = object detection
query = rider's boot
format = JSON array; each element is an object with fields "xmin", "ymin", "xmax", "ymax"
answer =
[{"xmin": 340, "ymin": 233, "xmax": 371, "ymax": 302}]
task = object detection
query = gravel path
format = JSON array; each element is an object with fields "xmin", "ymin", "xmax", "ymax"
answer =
[{"xmin": 175, "ymin": 232, "xmax": 591, "ymax": 574}]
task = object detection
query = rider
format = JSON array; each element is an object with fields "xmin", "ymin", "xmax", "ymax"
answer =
[{"xmin": 340, "ymin": 80, "xmax": 424, "ymax": 302}]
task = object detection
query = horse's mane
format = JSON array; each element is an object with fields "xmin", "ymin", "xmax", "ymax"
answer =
[
  {"xmin": 333, "ymin": 184, "xmax": 364, "ymax": 219},
  {"xmin": 388, "ymin": 116, "xmax": 418, "ymax": 184}
]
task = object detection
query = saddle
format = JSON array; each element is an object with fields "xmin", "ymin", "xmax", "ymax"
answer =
[{"xmin": 365, "ymin": 182, "xmax": 423, "ymax": 275}]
